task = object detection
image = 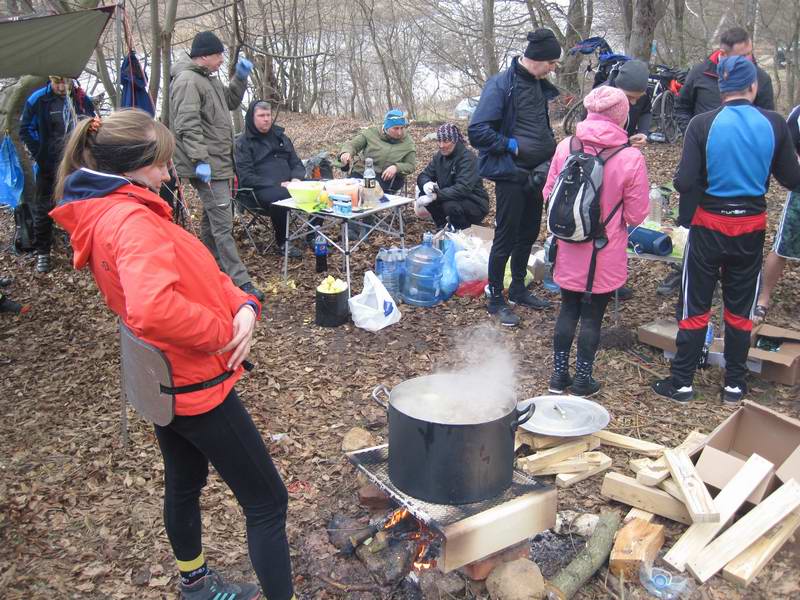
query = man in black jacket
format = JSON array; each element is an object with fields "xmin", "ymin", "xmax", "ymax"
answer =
[
  {"xmin": 234, "ymin": 100, "xmax": 305, "ymax": 257},
  {"xmin": 415, "ymin": 123, "xmax": 489, "ymax": 230},
  {"xmin": 19, "ymin": 76, "xmax": 95, "ymax": 272},
  {"xmin": 675, "ymin": 26, "xmax": 774, "ymax": 131},
  {"xmin": 652, "ymin": 57, "xmax": 800, "ymax": 405},
  {"xmin": 468, "ymin": 29, "xmax": 561, "ymax": 327}
]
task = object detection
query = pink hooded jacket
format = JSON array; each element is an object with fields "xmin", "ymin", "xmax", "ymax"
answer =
[{"xmin": 542, "ymin": 115, "xmax": 650, "ymax": 293}]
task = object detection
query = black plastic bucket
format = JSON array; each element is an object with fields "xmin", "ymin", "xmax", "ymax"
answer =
[{"xmin": 315, "ymin": 289, "xmax": 349, "ymax": 327}]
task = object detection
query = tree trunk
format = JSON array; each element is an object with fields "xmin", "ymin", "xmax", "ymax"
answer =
[
  {"xmin": 0, "ymin": 76, "xmax": 47, "ymax": 204},
  {"xmin": 481, "ymin": 0, "xmax": 499, "ymax": 78},
  {"xmin": 159, "ymin": 0, "xmax": 178, "ymax": 125},
  {"xmin": 619, "ymin": 0, "xmax": 634, "ymax": 49},
  {"xmin": 673, "ymin": 0, "xmax": 686, "ymax": 66},
  {"xmin": 547, "ymin": 511, "xmax": 621, "ymax": 599},
  {"xmin": 148, "ymin": 0, "xmax": 162, "ymax": 105},
  {"xmin": 628, "ymin": 0, "xmax": 668, "ymax": 61}
]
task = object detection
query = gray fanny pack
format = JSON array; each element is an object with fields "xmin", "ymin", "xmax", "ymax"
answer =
[{"xmin": 119, "ymin": 322, "xmax": 252, "ymax": 426}]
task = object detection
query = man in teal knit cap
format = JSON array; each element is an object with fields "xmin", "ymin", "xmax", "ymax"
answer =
[{"xmin": 339, "ymin": 109, "xmax": 416, "ymax": 193}]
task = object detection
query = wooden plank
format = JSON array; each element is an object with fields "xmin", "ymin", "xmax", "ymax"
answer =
[
  {"xmin": 663, "ymin": 449, "xmax": 719, "ymax": 523},
  {"xmin": 663, "ymin": 453, "xmax": 774, "ymax": 572},
  {"xmin": 600, "ymin": 472, "xmax": 692, "ymax": 525},
  {"xmin": 722, "ymin": 510, "xmax": 800, "ymax": 587},
  {"xmin": 556, "ymin": 453, "xmax": 612, "ymax": 488},
  {"xmin": 517, "ymin": 438, "xmax": 599, "ymax": 473},
  {"xmin": 610, "ymin": 517, "xmax": 666, "ymax": 579},
  {"xmin": 659, "ymin": 478, "xmax": 686, "ymax": 503},
  {"xmin": 594, "ymin": 430, "xmax": 665, "ymax": 457},
  {"xmin": 629, "ymin": 457, "xmax": 652, "ymax": 474},
  {"xmin": 516, "ymin": 431, "xmax": 584, "ymax": 451},
  {"xmin": 637, "ymin": 431, "xmax": 707, "ymax": 486},
  {"xmin": 530, "ymin": 451, "xmax": 606, "ymax": 476},
  {"xmin": 624, "ymin": 508, "xmax": 655, "ymax": 523},
  {"xmin": 687, "ymin": 479, "xmax": 800, "ymax": 583}
]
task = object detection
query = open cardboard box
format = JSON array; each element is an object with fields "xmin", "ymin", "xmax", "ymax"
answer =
[
  {"xmin": 637, "ymin": 319, "xmax": 800, "ymax": 383},
  {"xmin": 749, "ymin": 324, "xmax": 800, "ymax": 385},
  {"xmin": 691, "ymin": 401, "xmax": 800, "ymax": 504},
  {"xmin": 460, "ymin": 225, "xmax": 546, "ymax": 281}
]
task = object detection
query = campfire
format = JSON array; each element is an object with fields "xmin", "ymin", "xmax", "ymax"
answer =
[{"xmin": 380, "ymin": 508, "xmax": 439, "ymax": 571}]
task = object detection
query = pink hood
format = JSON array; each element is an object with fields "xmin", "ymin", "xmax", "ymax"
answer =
[{"xmin": 543, "ymin": 115, "xmax": 650, "ymax": 294}]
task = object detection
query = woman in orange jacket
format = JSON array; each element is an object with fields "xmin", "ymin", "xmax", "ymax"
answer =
[{"xmin": 51, "ymin": 109, "xmax": 294, "ymax": 600}]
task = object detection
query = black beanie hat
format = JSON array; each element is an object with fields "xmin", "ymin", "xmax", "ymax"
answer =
[
  {"xmin": 524, "ymin": 29, "xmax": 561, "ymax": 61},
  {"xmin": 189, "ymin": 31, "xmax": 225, "ymax": 58}
]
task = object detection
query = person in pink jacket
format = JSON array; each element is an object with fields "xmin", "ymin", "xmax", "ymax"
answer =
[{"xmin": 543, "ymin": 86, "xmax": 649, "ymax": 396}]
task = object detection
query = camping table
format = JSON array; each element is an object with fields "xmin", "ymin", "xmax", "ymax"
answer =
[{"xmin": 274, "ymin": 194, "xmax": 413, "ymax": 294}]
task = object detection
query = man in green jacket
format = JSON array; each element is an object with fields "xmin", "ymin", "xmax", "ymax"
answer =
[
  {"xmin": 338, "ymin": 109, "xmax": 416, "ymax": 194},
  {"xmin": 169, "ymin": 31, "xmax": 263, "ymax": 301}
]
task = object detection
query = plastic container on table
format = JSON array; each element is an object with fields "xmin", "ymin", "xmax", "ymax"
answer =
[
  {"xmin": 331, "ymin": 193, "xmax": 352, "ymax": 216},
  {"xmin": 401, "ymin": 232, "xmax": 443, "ymax": 307}
]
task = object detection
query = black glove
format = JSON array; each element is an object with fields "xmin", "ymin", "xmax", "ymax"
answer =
[{"xmin": 529, "ymin": 161, "xmax": 551, "ymax": 189}]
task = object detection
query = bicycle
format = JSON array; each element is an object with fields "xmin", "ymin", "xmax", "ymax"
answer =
[
  {"xmin": 647, "ymin": 65, "xmax": 685, "ymax": 143},
  {"xmin": 561, "ymin": 37, "xmax": 630, "ymax": 135}
]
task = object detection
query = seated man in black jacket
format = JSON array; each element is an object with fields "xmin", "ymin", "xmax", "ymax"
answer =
[
  {"xmin": 415, "ymin": 123, "xmax": 489, "ymax": 230},
  {"xmin": 234, "ymin": 100, "xmax": 304, "ymax": 257}
]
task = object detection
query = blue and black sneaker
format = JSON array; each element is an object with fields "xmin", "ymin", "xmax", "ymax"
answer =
[{"xmin": 180, "ymin": 570, "xmax": 261, "ymax": 600}]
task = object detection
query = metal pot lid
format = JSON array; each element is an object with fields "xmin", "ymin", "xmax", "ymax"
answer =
[{"xmin": 516, "ymin": 395, "xmax": 610, "ymax": 436}]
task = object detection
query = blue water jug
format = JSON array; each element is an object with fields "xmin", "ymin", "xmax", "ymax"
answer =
[
  {"xmin": 628, "ymin": 226, "xmax": 673, "ymax": 256},
  {"xmin": 401, "ymin": 233, "xmax": 443, "ymax": 307}
]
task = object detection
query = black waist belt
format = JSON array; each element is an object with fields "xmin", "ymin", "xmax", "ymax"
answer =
[{"xmin": 161, "ymin": 360, "xmax": 254, "ymax": 395}]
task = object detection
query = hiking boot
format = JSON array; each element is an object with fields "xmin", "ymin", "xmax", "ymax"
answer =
[
  {"xmin": 615, "ymin": 286, "xmax": 633, "ymax": 301},
  {"xmin": 571, "ymin": 375, "xmax": 601, "ymax": 397},
  {"xmin": 508, "ymin": 284, "xmax": 551, "ymax": 310},
  {"xmin": 239, "ymin": 282, "xmax": 265, "ymax": 303},
  {"xmin": 486, "ymin": 286, "xmax": 520, "ymax": 327},
  {"xmin": 722, "ymin": 381, "xmax": 747, "ymax": 405},
  {"xmin": 180, "ymin": 570, "xmax": 261, "ymax": 600},
  {"xmin": 0, "ymin": 295, "xmax": 28, "ymax": 315},
  {"xmin": 548, "ymin": 371, "xmax": 573, "ymax": 394},
  {"xmin": 36, "ymin": 253, "xmax": 51, "ymax": 273},
  {"xmin": 651, "ymin": 377, "xmax": 694, "ymax": 403},
  {"xmin": 656, "ymin": 271, "xmax": 681, "ymax": 296},
  {"xmin": 274, "ymin": 242, "xmax": 303, "ymax": 259}
]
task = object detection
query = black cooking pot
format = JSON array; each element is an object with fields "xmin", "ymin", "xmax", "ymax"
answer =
[{"xmin": 372, "ymin": 375, "xmax": 534, "ymax": 505}]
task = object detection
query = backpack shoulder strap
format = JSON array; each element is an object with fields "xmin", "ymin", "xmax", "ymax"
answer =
[
  {"xmin": 568, "ymin": 136, "xmax": 583, "ymax": 154},
  {"xmin": 597, "ymin": 142, "xmax": 630, "ymax": 164}
]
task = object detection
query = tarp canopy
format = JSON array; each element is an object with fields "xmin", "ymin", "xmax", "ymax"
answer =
[{"xmin": 0, "ymin": 7, "xmax": 114, "ymax": 79}]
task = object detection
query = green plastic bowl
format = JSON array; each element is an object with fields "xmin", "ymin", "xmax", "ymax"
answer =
[{"xmin": 287, "ymin": 182, "xmax": 323, "ymax": 210}]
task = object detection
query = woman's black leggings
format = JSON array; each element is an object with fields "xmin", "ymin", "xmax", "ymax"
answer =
[
  {"xmin": 553, "ymin": 289, "xmax": 612, "ymax": 362},
  {"xmin": 154, "ymin": 390, "xmax": 293, "ymax": 600}
]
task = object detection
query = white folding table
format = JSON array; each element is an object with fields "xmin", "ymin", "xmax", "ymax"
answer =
[{"xmin": 274, "ymin": 194, "xmax": 413, "ymax": 294}]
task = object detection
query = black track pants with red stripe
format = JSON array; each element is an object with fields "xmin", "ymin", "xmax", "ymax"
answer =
[{"xmin": 670, "ymin": 219, "xmax": 764, "ymax": 388}]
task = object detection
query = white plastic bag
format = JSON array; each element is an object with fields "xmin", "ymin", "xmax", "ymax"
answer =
[{"xmin": 348, "ymin": 271, "xmax": 402, "ymax": 332}]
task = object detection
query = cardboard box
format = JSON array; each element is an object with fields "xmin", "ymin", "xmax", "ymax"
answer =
[
  {"xmin": 460, "ymin": 225, "xmax": 546, "ymax": 281},
  {"xmin": 637, "ymin": 319, "xmax": 679, "ymax": 353},
  {"xmin": 749, "ymin": 324, "xmax": 800, "ymax": 385},
  {"xmin": 691, "ymin": 401, "xmax": 800, "ymax": 504}
]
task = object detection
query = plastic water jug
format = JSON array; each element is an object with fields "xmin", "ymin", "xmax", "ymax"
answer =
[
  {"xmin": 401, "ymin": 233, "xmax": 443, "ymax": 307},
  {"xmin": 381, "ymin": 248, "xmax": 401, "ymax": 303}
]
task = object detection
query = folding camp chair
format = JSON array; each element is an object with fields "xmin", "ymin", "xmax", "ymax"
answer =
[{"xmin": 231, "ymin": 183, "xmax": 276, "ymax": 255}]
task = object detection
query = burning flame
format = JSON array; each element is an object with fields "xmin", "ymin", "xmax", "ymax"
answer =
[
  {"xmin": 381, "ymin": 508, "xmax": 437, "ymax": 571},
  {"xmin": 382, "ymin": 508, "xmax": 409, "ymax": 530}
]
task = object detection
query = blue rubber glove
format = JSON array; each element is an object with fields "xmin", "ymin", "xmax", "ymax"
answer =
[
  {"xmin": 507, "ymin": 138, "xmax": 519, "ymax": 155},
  {"xmin": 235, "ymin": 57, "xmax": 254, "ymax": 79},
  {"xmin": 195, "ymin": 162, "xmax": 211, "ymax": 183}
]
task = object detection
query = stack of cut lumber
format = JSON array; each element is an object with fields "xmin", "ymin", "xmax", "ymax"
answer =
[{"xmin": 597, "ymin": 430, "xmax": 800, "ymax": 586}]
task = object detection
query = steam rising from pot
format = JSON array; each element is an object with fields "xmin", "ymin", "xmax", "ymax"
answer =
[{"xmin": 390, "ymin": 326, "xmax": 517, "ymax": 425}]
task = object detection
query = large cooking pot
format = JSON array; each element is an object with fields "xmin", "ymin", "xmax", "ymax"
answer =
[{"xmin": 372, "ymin": 374, "xmax": 534, "ymax": 505}]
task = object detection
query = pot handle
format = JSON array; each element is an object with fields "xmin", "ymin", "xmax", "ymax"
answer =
[
  {"xmin": 511, "ymin": 401, "xmax": 535, "ymax": 431},
  {"xmin": 371, "ymin": 384, "xmax": 390, "ymax": 409}
]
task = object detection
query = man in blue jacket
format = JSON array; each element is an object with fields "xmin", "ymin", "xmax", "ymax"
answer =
[
  {"xmin": 468, "ymin": 29, "xmax": 561, "ymax": 327},
  {"xmin": 652, "ymin": 57, "xmax": 800, "ymax": 405},
  {"xmin": 20, "ymin": 76, "xmax": 95, "ymax": 272}
]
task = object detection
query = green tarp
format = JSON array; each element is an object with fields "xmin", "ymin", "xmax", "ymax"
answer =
[{"xmin": 0, "ymin": 7, "xmax": 114, "ymax": 78}]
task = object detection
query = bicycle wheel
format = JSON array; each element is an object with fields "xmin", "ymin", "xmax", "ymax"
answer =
[
  {"xmin": 655, "ymin": 91, "xmax": 679, "ymax": 143},
  {"xmin": 562, "ymin": 101, "xmax": 587, "ymax": 136}
]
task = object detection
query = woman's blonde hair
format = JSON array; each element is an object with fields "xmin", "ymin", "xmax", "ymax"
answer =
[{"xmin": 55, "ymin": 108, "xmax": 174, "ymax": 198}]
